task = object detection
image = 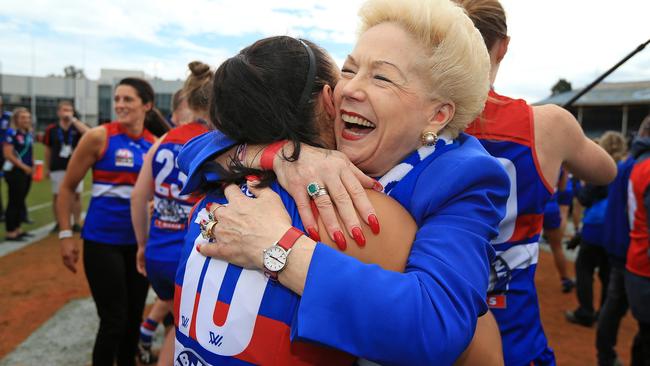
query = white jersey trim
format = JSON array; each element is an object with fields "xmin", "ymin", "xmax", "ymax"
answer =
[
  {"xmin": 496, "ymin": 242, "xmax": 539, "ymax": 270},
  {"xmin": 92, "ymin": 183, "xmax": 133, "ymax": 199}
]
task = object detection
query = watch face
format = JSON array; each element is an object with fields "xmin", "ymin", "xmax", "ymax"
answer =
[{"xmin": 263, "ymin": 246, "xmax": 288, "ymax": 272}]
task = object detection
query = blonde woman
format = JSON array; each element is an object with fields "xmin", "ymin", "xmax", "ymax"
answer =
[{"xmin": 3, "ymin": 108, "xmax": 33, "ymax": 241}]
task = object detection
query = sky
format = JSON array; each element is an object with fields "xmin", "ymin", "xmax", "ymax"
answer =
[{"xmin": 0, "ymin": 0, "xmax": 649, "ymax": 103}]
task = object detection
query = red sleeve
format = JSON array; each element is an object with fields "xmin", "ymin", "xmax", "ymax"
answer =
[{"xmin": 43, "ymin": 124, "xmax": 55, "ymax": 146}]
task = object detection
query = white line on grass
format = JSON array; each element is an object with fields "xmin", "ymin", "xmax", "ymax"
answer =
[{"xmin": 27, "ymin": 191, "xmax": 91, "ymax": 212}]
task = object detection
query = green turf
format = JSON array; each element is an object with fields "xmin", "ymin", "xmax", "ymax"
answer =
[{"xmin": 1, "ymin": 143, "xmax": 92, "ymax": 238}]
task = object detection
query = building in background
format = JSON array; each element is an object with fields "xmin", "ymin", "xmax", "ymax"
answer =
[
  {"xmin": 0, "ymin": 70, "xmax": 183, "ymax": 130},
  {"xmin": 536, "ymin": 80, "xmax": 650, "ymax": 138}
]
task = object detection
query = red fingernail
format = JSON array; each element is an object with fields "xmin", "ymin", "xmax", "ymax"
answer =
[
  {"xmin": 196, "ymin": 244, "xmax": 201, "ymax": 252},
  {"xmin": 333, "ymin": 231, "xmax": 347, "ymax": 251},
  {"xmin": 309, "ymin": 201, "xmax": 320, "ymax": 221},
  {"xmin": 368, "ymin": 214, "xmax": 380, "ymax": 234},
  {"xmin": 245, "ymin": 175, "xmax": 260, "ymax": 182},
  {"xmin": 351, "ymin": 227, "xmax": 366, "ymax": 247},
  {"xmin": 307, "ymin": 227, "xmax": 321, "ymax": 242},
  {"xmin": 372, "ymin": 180, "xmax": 383, "ymax": 192}
]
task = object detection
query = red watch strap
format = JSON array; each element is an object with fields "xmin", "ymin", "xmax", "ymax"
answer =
[
  {"xmin": 277, "ymin": 227, "xmax": 303, "ymax": 250},
  {"xmin": 260, "ymin": 140, "xmax": 287, "ymax": 170}
]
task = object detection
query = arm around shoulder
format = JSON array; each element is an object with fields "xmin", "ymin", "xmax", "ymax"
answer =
[{"xmin": 315, "ymin": 189, "xmax": 417, "ymax": 272}]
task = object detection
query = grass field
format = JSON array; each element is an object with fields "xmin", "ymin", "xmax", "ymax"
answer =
[{"xmin": 0, "ymin": 143, "xmax": 92, "ymax": 238}]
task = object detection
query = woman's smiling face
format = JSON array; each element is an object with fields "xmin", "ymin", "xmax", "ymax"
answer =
[
  {"xmin": 16, "ymin": 111, "xmax": 32, "ymax": 131},
  {"xmin": 113, "ymin": 85, "xmax": 150, "ymax": 127},
  {"xmin": 334, "ymin": 22, "xmax": 448, "ymax": 176}
]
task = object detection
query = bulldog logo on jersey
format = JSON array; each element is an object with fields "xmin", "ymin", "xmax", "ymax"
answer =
[
  {"xmin": 175, "ymin": 349, "xmax": 209, "ymax": 366},
  {"xmin": 115, "ymin": 148, "xmax": 134, "ymax": 167},
  {"xmin": 487, "ymin": 254, "xmax": 512, "ymax": 309},
  {"xmin": 154, "ymin": 198, "xmax": 188, "ymax": 230}
]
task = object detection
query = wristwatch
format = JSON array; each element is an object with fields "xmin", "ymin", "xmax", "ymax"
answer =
[{"xmin": 263, "ymin": 227, "xmax": 303, "ymax": 280}]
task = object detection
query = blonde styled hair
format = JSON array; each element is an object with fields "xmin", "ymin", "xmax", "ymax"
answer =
[
  {"xmin": 10, "ymin": 107, "xmax": 30, "ymax": 129},
  {"xmin": 599, "ymin": 131, "xmax": 627, "ymax": 162},
  {"xmin": 358, "ymin": 0, "xmax": 491, "ymax": 137}
]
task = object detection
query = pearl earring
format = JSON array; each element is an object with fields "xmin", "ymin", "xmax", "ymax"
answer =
[{"xmin": 421, "ymin": 131, "xmax": 438, "ymax": 147}]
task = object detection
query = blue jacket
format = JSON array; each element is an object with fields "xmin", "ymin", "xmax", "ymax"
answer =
[
  {"xmin": 602, "ymin": 156, "xmax": 635, "ymax": 261},
  {"xmin": 293, "ymin": 134, "xmax": 508, "ymax": 365}
]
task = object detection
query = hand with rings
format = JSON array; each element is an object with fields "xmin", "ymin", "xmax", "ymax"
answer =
[
  {"xmin": 197, "ymin": 182, "xmax": 293, "ymax": 270},
  {"xmin": 199, "ymin": 203, "xmax": 224, "ymax": 242}
]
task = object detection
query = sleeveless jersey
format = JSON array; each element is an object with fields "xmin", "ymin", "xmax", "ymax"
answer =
[
  {"xmin": 82, "ymin": 122, "xmax": 155, "ymax": 245},
  {"xmin": 465, "ymin": 90, "xmax": 554, "ymax": 365},
  {"xmin": 174, "ymin": 183, "xmax": 354, "ymax": 366},
  {"xmin": 627, "ymin": 154, "xmax": 650, "ymax": 277},
  {"xmin": 147, "ymin": 122, "xmax": 209, "ymax": 262}
]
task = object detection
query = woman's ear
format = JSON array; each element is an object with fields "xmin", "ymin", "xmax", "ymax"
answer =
[
  {"xmin": 495, "ymin": 36, "xmax": 510, "ymax": 63},
  {"xmin": 428, "ymin": 102, "xmax": 454, "ymax": 132},
  {"xmin": 321, "ymin": 84, "xmax": 336, "ymax": 120}
]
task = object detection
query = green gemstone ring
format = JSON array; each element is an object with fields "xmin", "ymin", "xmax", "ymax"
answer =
[{"xmin": 307, "ymin": 182, "xmax": 328, "ymax": 199}]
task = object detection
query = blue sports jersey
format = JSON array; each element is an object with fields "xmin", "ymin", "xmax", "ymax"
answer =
[
  {"xmin": 82, "ymin": 122, "xmax": 154, "ymax": 245},
  {"xmin": 581, "ymin": 198, "xmax": 607, "ymax": 246},
  {"xmin": 0, "ymin": 111, "xmax": 11, "ymax": 146},
  {"xmin": 174, "ymin": 183, "xmax": 355, "ymax": 366},
  {"xmin": 466, "ymin": 90, "xmax": 555, "ymax": 365},
  {"xmin": 147, "ymin": 122, "xmax": 208, "ymax": 261},
  {"xmin": 557, "ymin": 170, "xmax": 573, "ymax": 206},
  {"xmin": 4, "ymin": 128, "xmax": 34, "ymax": 167},
  {"xmin": 0, "ymin": 112, "xmax": 10, "ymax": 175}
]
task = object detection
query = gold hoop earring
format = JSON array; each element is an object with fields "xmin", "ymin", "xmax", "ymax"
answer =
[{"xmin": 421, "ymin": 131, "xmax": 438, "ymax": 147}]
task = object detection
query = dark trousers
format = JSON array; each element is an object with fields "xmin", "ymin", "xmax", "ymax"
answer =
[
  {"xmin": 84, "ymin": 240, "xmax": 149, "ymax": 366},
  {"xmin": 0, "ymin": 157, "xmax": 5, "ymax": 218},
  {"xmin": 625, "ymin": 270, "xmax": 650, "ymax": 366},
  {"xmin": 4, "ymin": 168, "xmax": 31, "ymax": 232},
  {"xmin": 574, "ymin": 242, "xmax": 610, "ymax": 317},
  {"xmin": 596, "ymin": 260, "xmax": 628, "ymax": 365},
  {"xmin": 0, "ymin": 172, "xmax": 4, "ymax": 218}
]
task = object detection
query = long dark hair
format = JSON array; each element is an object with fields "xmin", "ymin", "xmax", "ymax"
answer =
[
  {"xmin": 207, "ymin": 36, "xmax": 338, "ymax": 187},
  {"xmin": 118, "ymin": 77, "xmax": 169, "ymax": 137}
]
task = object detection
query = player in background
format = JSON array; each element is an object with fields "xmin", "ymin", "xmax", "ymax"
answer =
[
  {"xmin": 57, "ymin": 77, "xmax": 168, "ymax": 366},
  {"xmin": 43, "ymin": 100, "xmax": 89, "ymax": 233},
  {"xmin": 131, "ymin": 62, "xmax": 212, "ymax": 365},
  {"xmin": 459, "ymin": 0, "xmax": 616, "ymax": 364},
  {"xmin": 625, "ymin": 115, "xmax": 650, "ymax": 366}
]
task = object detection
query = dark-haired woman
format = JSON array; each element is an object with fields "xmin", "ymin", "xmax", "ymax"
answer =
[
  {"xmin": 130, "ymin": 62, "xmax": 212, "ymax": 365},
  {"xmin": 175, "ymin": 0, "xmax": 510, "ymax": 360},
  {"xmin": 57, "ymin": 77, "xmax": 169, "ymax": 366},
  {"xmin": 174, "ymin": 35, "xmax": 419, "ymax": 366}
]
